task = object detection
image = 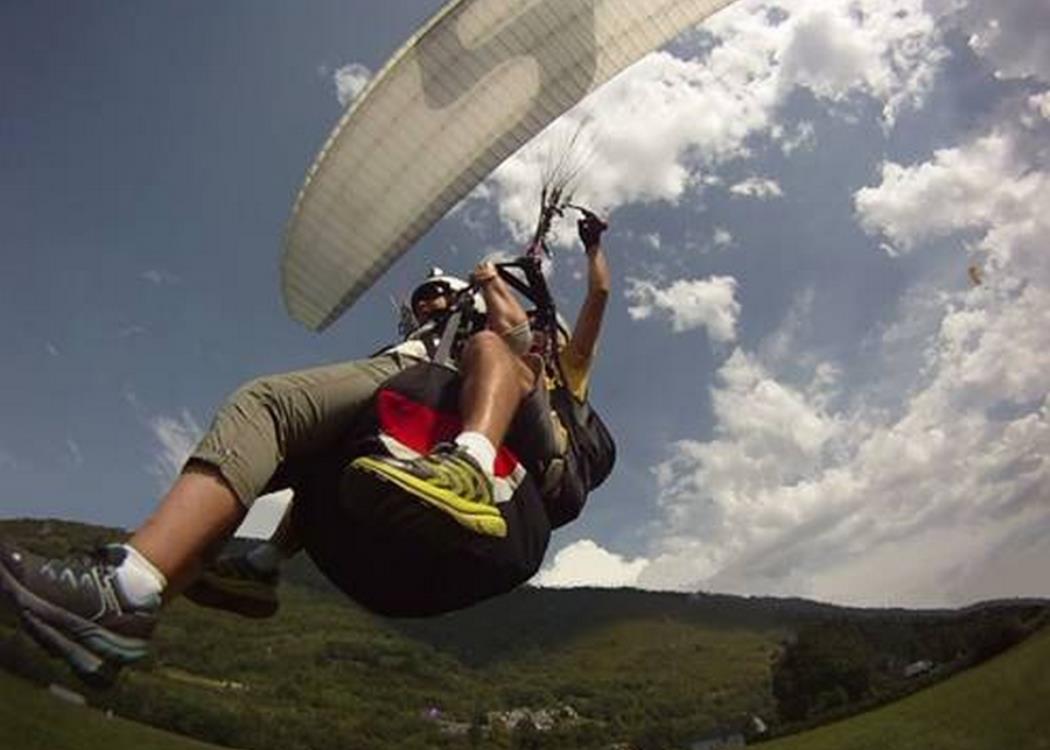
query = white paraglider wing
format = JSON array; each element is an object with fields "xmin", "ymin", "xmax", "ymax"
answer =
[{"xmin": 283, "ymin": 0, "xmax": 739, "ymax": 330}]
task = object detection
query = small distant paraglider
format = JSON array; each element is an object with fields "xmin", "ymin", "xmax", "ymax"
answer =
[{"xmin": 968, "ymin": 264, "xmax": 983, "ymax": 286}]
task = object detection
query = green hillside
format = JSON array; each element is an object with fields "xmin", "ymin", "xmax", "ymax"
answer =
[
  {"xmin": 1, "ymin": 518, "xmax": 1046, "ymax": 750},
  {"xmin": 762, "ymin": 623, "xmax": 1050, "ymax": 750},
  {"xmin": 4, "ymin": 623, "xmax": 1048, "ymax": 750},
  {"xmin": 0, "ymin": 669, "xmax": 226, "ymax": 750}
]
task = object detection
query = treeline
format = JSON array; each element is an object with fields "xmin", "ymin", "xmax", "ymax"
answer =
[{"xmin": 769, "ymin": 605, "xmax": 1048, "ymax": 732}]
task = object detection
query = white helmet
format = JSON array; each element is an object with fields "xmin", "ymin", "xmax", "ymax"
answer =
[{"xmin": 409, "ymin": 267, "xmax": 469, "ymax": 312}]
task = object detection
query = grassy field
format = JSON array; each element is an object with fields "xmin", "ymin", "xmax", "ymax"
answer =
[
  {"xmin": 0, "ymin": 669, "xmax": 227, "ymax": 750},
  {"xmin": 763, "ymin": 624, "xmax": 1050, "ymax": 750}
]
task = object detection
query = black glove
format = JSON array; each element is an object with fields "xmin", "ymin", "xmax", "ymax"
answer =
[{"xmin": 577, "ymin": 211, "xmax": 608, "ymax": 250}]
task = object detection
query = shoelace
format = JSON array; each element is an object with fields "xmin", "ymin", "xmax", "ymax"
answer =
[
  {"xmin": 427, "ymin": 451, "xmax": 491, "ymax": 502},
  {"xmin": 36, "ymin": 547, "xmax": 127, "ymax": 614}
]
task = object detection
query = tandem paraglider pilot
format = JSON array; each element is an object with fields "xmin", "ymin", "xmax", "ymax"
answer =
[{"xmin": 0, "ymin": 214, "xmax": 614, "ymax": 686}]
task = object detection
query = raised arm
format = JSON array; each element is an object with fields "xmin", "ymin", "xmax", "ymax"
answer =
[{"xmin": 568, "ymin": 214, "xmax": 610, "ymax": 360}]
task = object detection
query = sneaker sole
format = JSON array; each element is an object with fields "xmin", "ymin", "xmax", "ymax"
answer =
[
  {"xmin": 350, "ymin": 457, "xmax": 508, "ymax": 537},
  {"xmin": 182, "ymin": 574, "xmax": 279, "ymax": 619},
  {"xmin": 20, "ymin": 610, "xmax": 121, "ymax": 687},
  {"xmin": 0, "ymin": 558, "xmax": 150, "ymax": 667}
]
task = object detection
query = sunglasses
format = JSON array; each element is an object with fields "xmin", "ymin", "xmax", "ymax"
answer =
[{"xmin": 414, "ymin": 284, "xmax": 450, "ymax": 303}]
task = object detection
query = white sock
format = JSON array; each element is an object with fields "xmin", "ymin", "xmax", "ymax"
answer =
[
  {"xmin": 454, "ymin": 431, "xmax": 497, "ymax": 476},
  {"xmin": 114, "ymin": 544, "xmax": 167, "ymax": 608}
]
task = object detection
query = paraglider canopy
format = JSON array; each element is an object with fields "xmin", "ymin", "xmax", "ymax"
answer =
[{"xmin": 281, "ymin": 0, "xmax": 740, "ymax": 331}]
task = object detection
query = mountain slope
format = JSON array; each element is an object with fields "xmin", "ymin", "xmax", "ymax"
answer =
[{"xmin": 762, "ymin": 623, "xmax": 1050, "ymax": 749}]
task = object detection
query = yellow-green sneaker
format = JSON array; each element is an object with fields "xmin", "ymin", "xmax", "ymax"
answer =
[{"xmin": 351, "ymin": 445, "xmax": 507, "ymax": 537}]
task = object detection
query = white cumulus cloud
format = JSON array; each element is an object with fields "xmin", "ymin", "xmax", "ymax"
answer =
[
  {"xmin": 626, "ymin": 275, "xmax": 741, "ymax": 342},
  {"xmin": 713, "ymin": 227, "xmax": 734, "ymax": 249},
  {"xmin": 729, "ymin": 176, "xmax": 783, "ymax": 199},
  {"xmin": 334, "ymin": 63, "xmax": 372, "ymax": 107},
  {"xmin": 485, "ymin": 0, "xmax": 949, "ymax": 241},
  {"xmin": 775, "ymin": 0, "xmax": 947, "ymax": 126},
  {"xmin": 855, "ymin": 126, "xmax": 1050, "ymax": 282},
  {"xmin": 1031, "ymin": 92, "xmax": 1050, "ymax": 121},
  {"xmin": 936, "ymin": 0, "xmax": 1050, "ymax": 85},
  {"xmin": 855, "ymin": 133, "xmax": 1042, "ymax": 257},
  {"xmin": 624, "ymin": 115, "xmax": 1050, "ymax": 607},
  {"xmin": 637, "ymin": 293, "xmax": 1050, "ymax": 606},
  {"xmin": 533, "ymin": 539, "xmax": 649, "ymax": 588}
]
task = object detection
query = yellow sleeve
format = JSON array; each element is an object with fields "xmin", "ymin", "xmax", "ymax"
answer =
[{"xmin": 557, "ymin": 342, "xmax": 595, "ymax": 402}]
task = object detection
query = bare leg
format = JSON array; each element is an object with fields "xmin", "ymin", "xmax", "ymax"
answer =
[
  {"xmin": 458, "ymin": 330, "xmax": 536, "ymax": 446},
  {"xmin": 128, "ymin": 462, "xmax": 245, "ymax": 599}
]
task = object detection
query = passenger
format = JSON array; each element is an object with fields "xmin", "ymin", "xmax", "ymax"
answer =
[{"xmin": 0, "ymin": 215, "xmax": 611, "ymax": 684}]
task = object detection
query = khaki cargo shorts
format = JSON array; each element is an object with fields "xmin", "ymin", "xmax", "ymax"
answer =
[{"xmin": 190, "ymin": 353, "xmax": 410, "ymax": 508}]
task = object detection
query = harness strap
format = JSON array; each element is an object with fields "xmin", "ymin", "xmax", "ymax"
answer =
[{"xmin": 433, "ymin": 308, "xmax": 463, "ymax": 368}]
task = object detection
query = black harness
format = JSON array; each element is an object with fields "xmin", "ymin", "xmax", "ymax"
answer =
[
  {"xmin": 291, "ymin": 255, "xmax": 616, "ymax": 617},
  {"xmin": 498, "ymin": 257, "xmax": 617, "ymax": 522}
]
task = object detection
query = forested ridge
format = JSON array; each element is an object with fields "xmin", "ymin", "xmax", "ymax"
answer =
[{"xmin": 1, "ymin": 518, "xmax": 1045, "ymax": 750}]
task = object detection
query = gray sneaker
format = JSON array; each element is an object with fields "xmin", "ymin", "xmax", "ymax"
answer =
[
  {"xmin": 0, "ymin": 541, "xmax": 158, "ymax": 685},
  {"xmin": 182, "ymin": 538, "xmax": 281, "ymax": 618}
]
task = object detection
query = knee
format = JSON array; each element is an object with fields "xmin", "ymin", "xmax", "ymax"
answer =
[
  {"xmin": 228, "ymin": 376, "xmax": 279, "ymax": 410},
  {"xmin": 462, "ymin": 330, "xmax": 509, "ymax": 362},
  {"xmin": 464, "ymin": 332, "xmax": 537, "ymax": 395},
  {"xmin": 468, "ymin": 329, "xmax": 505, "ymax": 350}
]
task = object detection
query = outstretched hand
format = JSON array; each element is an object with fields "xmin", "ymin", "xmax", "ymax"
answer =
[{"xmin": 577, "ymin": 211, "xmax": 608, "ymax": 251}]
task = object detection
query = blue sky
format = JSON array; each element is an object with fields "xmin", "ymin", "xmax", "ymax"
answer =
[{"xmin": 3, "ymin": 0, "xmax": 1048, "ymax": 607}]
